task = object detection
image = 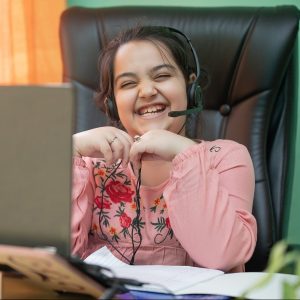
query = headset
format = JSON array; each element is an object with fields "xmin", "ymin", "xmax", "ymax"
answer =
[{"xmin": 104, "ymin": 26, "xmax": 203, "ymax": 121}]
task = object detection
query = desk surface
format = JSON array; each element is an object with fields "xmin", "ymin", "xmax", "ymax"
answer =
[{"xmin": 1, "ymin": 271, "xmax": 299, "ymax": 300}]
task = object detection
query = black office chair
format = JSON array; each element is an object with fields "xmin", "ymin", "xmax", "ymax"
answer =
[{"xmin": 59, "ymin": 5, "xmax": 299, "ymax": 271}]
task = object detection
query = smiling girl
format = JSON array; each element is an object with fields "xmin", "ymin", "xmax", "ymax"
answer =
[{"xmin": 71, "ymin": 26, "xmax": 257, "ymax": 272}]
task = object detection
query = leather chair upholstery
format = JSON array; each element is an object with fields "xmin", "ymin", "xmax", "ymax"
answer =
[{"xmin": 59, "ymin": 6, "xmax": 299, "ymax": 271}]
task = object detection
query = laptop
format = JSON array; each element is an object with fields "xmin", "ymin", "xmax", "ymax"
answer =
[
  {"xmin": 0, "ymin": 86, "xmax": 138, "ymax": 297},
  {"xmin": 0, "ymin": 84, "xmax": 74, "ymax": 257}
]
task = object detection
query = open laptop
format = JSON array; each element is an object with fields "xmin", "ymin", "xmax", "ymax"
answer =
[
  {"xmin": 0, "ymin": 86, "xmax": 141, "ymax": 297},
  {"xmin": 0, "ymin": 84, "xmax": 74, "ymax": 257}
]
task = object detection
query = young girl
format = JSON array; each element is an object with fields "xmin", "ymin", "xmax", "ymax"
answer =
[{"xmin": 71, "ymin": 26, "xmax": 257, "ymax": 273}]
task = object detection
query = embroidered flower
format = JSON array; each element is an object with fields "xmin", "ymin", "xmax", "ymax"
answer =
[
  {"xmin": 150, "ymin": 197, "xmax": 162, "ymax": 213},
  {"xmin": 119, "ymin": 212, "xmax": 132, "ymax": 228},
  {"xmin": 131, "ymin": 203, "xmax": 137, "ymax": 210},
  {"xmin": 154, "ymin": 198, "xmax": 160, "ymax": 206},
  {"xmin": 151, "ymin": 217, "xmax": 174, "ymax": 244},
  {"xmin": 97, "ymin": 168, "xmax": 106, "ymax": 177},
  {"xmin": 109, "ymin": 226, "xmax": 117, "ymax": 235},
  {"xmin": 105, "ymin": 180, "xmax": 134, "ymax": 204},
  {"xmin": 94, "ymin": 196, "xmax": 111, "ymax": 209},
  {"xmin": 165, "ymin": 217, "xmax": 171, "ymax": 229},
  {"xmin": 109, "ymin": 226, "xmax": 120, "ymax": 243}
]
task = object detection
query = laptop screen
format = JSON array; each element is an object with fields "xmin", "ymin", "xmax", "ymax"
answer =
[{"xmin": 0, "ymin": 84, "xmax": 74, "ymax": 257}]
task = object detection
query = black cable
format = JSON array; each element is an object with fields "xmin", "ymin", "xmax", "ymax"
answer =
[
  {"xmin": 128, "ymin": 121, "xmax": 186, "ymax": 264},
  {"xmin": 130, "ymin": 166, "xmax": 142, "ymax": 265}
]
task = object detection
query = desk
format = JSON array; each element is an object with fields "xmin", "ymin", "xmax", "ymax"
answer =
[
  {"xmin": 1, "ymin": 270, "xmax": 299, "ymax": 300},
  {"xmin": 0, "ymin": 245, "xmax": 299, "ymax": 300}
]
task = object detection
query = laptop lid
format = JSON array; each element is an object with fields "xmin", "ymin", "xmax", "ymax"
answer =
[{"xmin": 0, "ymin": 84, "xmax": 74, "ymax": 257}]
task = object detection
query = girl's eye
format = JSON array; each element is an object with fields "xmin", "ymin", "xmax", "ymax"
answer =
[
  {"xmin": 155, "ymin": 74, "xmax": 171, "ymax": 80},
  {"xmin": 120, "ymin": 81, "xmax": 136, "ymax": 88}
]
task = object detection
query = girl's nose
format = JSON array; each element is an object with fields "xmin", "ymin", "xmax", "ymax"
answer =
[{"xmin": 138, "ymin": 81, "xmax": 157, "ymax": 98}]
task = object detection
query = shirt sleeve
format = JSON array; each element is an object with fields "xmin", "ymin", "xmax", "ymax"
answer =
[
  {"xmin": 163, "ymin": 140, "xmax": 257, "ymax": 272},
  {"xmin": 71, "ymin": 156, "xmax": 95, "ymax": 258}
]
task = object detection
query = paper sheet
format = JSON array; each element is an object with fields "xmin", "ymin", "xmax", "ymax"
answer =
[
  {"xmin": 178, "ymin": 272, "xmax": 300, "ymax": 299},
  {"xmin": 84, "ymin": 246, "xmax": 224, "ymax": 294}
]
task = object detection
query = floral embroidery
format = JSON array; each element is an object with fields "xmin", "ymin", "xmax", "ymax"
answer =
[
  {"xmin": 109, "ymin": 226, "xmax": 117, "ymax": 235},
  {"xmin": 150, "ymin": 195, "xmax": 163, "ymax": 213},
  {"xmin": 151, "ymin": 216, "xmax": 174, "ymax": 244},
  {"xmin": 165, "ymin": 217, "xmax": 171, "ymax": 229},
  {"xmin": 130, "ymin": 202, "xmax": 137, "ymax": 210},
  {"xmin": 105, "ymin": 180, "xmax": 134, "ymax": 204},
  {"xmin": 92, "ymin": 161, "xmax": 145, "ymax": 246},
  {"xmin": 94, "ymin": 196, "xmax": 111, "ymax": 210},
  {"xmin": 108, "ymin": 226, "xmax": 120, "ymax": 243},
  {"xmin": 119, "ymin": 212, "xmax": 132, "ymax": 228},
  {"xmin": 91, "ymin": 160, "xmax": 174, "ymax": 247},
  {"xmin": 97, "ymin": 168, "xmax": 106, "ymax": 177},
  {"xmin": 154, "ymin": 198, "xmax": 161, "ymax": 206},
  {"xmin": 150, "ymin": 196, "xmax": 174, "ymax": 243},
  {"xmin": 114, "ymin": 202, "xmax": 145, "ymax": 240}
]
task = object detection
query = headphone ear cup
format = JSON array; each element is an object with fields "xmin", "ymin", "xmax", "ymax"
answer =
[
  {"xmin": 187, "ymin": 83, "xmax": 203, "ymax": 110},
  {"xmin": 187, "ymin": 83, "xmax": 196, "ymax": 109},
  {"xmin": 104, "ymin": 96, "xmax": 119, "ymax": 121},
  {"xmin": 194, "ymin": 84, "xmax": 203, "ymax": 111}
]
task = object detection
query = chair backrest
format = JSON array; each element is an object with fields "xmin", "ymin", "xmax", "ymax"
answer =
[{"xmin": 59, "ymin": 5, "xmax": 299, "ymax": 271}]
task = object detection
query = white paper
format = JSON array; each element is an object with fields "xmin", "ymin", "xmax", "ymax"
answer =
[
  {"xmin": 84, "ymin": 247, "xmax": 300, "ymax": 297},
  {"xmin": 84, "ymin": 246, "xmax": 224, "ymax": 294},
  {"xmin": 84, "ymin": 246, "xmax": 128, "ymax": 267},
  {"xmin": 179, "ymin": 272, "xmax": 300, "ymax": 299}
]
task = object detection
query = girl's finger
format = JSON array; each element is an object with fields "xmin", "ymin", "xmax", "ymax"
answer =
[
  {"xmin": 100, "ymin": 139, "xmax": 114, "ymax": 165},
  {"xmin": 114, "ymin": 134, "xmax": 132, "ymax": 166}
]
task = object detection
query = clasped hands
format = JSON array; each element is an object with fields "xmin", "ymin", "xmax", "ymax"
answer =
[{"xmin": 73, "ymin": 126, "xmax": 196, "ymax": 172}]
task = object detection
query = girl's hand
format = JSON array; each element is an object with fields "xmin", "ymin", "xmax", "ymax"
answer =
[
  {"xmin": 73, "ymin": 126, "xmax": 133, "ymax": 166},
  {"xmin": 129, "ymin": 129, "xmax": 197, "ymax": 170}
]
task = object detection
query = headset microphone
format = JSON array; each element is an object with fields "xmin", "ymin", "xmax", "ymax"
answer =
[
  {"xmin": 168, "ymin": 105, "xmax": 202, "ymax": 117},
  {"xmin": 168, "ymin": 82, "xmax": 203, "ymax": 117}
]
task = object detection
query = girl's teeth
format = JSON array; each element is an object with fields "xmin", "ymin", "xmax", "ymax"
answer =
[{"xmin": 139, "ymin": 105, "xmax": 165, "ymax": 115}]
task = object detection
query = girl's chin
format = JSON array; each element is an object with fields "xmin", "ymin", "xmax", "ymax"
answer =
[{"xmin": 135, "ymin": 123, "xmax": 173, "ymax": 135}]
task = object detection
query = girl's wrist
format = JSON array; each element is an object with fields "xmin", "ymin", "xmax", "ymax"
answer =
[{"xmin": 174, "ymin": 137, "xmax": 198, "ymax": 157}]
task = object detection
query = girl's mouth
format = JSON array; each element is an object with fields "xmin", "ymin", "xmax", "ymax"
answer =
[{"xmin": 137, "ymin": 104, "xmax": 166, "ymax": 116}]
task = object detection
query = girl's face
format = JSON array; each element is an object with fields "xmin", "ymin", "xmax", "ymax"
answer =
[{"xmin": 113, "ymin": 40, "xmax": 188, "ymax": 137}]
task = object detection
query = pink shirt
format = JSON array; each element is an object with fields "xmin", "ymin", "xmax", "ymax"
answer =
[{"xmin": 72, "ymin": 139, "xmax": 257, "ymax": 272}]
